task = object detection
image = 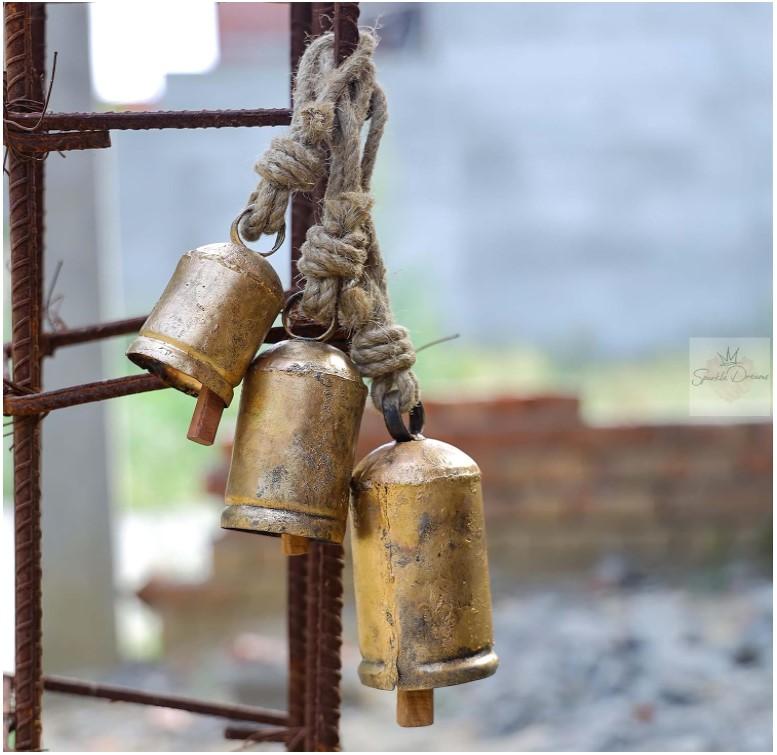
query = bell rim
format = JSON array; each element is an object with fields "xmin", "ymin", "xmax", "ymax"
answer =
[
  {"xmin": 357, "ymin": 647, "xmax": 499, "ymax": 691},
  {"xmin": 220, "ymin": 503, "xmax": 346, "ymax": 544},
  {"xmin": 127, "ymin": 336, "xmax": 234, "ymax": 406}
]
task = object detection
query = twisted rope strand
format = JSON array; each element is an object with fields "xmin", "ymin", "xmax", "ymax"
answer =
[{"xmin": 243, "ymin": 31, "xmax": 419, "ymax": 411}]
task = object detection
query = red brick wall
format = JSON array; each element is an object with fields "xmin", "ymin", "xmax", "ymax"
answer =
[{"xmin": 354, "ymin": 396, "xmax": 772, "ymax": 571}]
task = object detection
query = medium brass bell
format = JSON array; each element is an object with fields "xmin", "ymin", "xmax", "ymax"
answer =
[
  {"xmin": 350, "ymin": 395, "xmax": 498, "ymax": 727},
  {"xmin": 127, "ymin": 211, "xmax": 284, "ymax": 445},
  {"xmin": 221, "ymin": 323, "xmax": 367, "ymax": 553}
]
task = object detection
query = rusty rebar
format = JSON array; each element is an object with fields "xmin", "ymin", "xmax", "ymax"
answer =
[
  {"xmin": 6, "ymin": 3, "xmax": 46, "ymax": 750},
  {"xmin": 303, "ymin": 541, "xmax": 324, "ymax": 751},
  {"xmin": 334, "ymin": 2, "xmax": 361, "ymax": 65},
  {"xmin": 287, "ymin": 6, "xmax": 316, "ymax": 750},
  {"xmin": 299, "ymin": 7, "xmax": 358, "ymax": 751},
  {"xmin": 3, "ymin": 374, "xmax": 167, "ymax": 416},
  {"xmin": 3, "ymin": 314, "xmax": 145, "ymax": 359},
  {"xmin": 305, "ymin": 542, "xmax": 345, "ymax": 751},
  {"xmin": 40, "ymin": 315, "xmax": 147, "ymax": 355},
  {"xmin": 3, "ymin": 313, "xmax": 348, "ymax": 360},
  {"xmin": 2, "ymin": 674, "xmax": 288, "ymax": 727},
  {"xmin": 5, "ymin": 107, "xmax": 291, "ymax": 132},
  {"xmin": 3, "ymin": 129, "xmax": 111, "ymax": 155},
  {"xmin": 302, "ymin": 8, "xmax": 338, "ymax": 750},
  {"xmin": 287, "ymin": 555, "xmax": 308, "ymax": 752}
]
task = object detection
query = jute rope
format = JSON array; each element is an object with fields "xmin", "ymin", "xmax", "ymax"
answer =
[{"xmin": 241, "ymin": 31, "xmax": 419, "ymax": 413}]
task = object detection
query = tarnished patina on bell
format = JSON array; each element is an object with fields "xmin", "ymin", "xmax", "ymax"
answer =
[
  {"xmin": 221, "ymin": 339, "xmax": 367, "ymax": 546},
  {"xmin": 127, "ymin": 215, "xmax": 284, "ymax": 445},
  {"xmin": 350, "ymin": 426, "xmax": 498, "ymax": 727}
]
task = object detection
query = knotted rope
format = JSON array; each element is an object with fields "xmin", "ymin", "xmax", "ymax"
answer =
[{"xmin": 241, "ymin": 31, "xmax": 419, "ymax": 413}]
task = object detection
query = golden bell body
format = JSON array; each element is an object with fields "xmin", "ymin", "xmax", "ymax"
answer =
[
  {"xmin": 351, "ymin": 437, "xmax": 498, "ymax": 697},
  {"xmin": 127, "ymin": 241, "xmax": 283, "ymax": 407},
  {"xmin": 222, "ymin": 340, "xmax": 367, "ymax": 544}
]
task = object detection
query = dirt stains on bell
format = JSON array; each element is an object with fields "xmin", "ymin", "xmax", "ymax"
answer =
[
  {"xmin": 222, "ymin": 338, "xmax": 367, "ymax": 550},
  {"xmin": 126, "ymin": 213, "xmax": 284, "ymax": 445},
  {"xmin": 350, "ymin": 402, "xmax": 498, "ymax": 727}
]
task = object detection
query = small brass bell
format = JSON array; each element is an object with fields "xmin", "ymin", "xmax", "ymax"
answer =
[
  {"xmin": 127, "ymin": 211, "xmax": 284, "ymax": 445},
  {"xmin": 350, "ymin": 394, "xmax": 498, "ymax": 727},
  {"xmin": 221, "ymin": 299, "xmax": 367, "ymax": 554}
]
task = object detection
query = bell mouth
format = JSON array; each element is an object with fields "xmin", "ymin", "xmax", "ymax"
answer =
[
  {"xmin": 126, "ymin": 334, "xmax": 234, "ymax": 406},
  {"xmin": 220, "ymin": 503, "xmax": 346, "ymax": 544},
  {"xmin": 358, "ymin": 647, "xmax": 499, "ymax": 692},
  {"xmin": 128, "ymin": 352, "xmax": 202, "ymax": 397}
]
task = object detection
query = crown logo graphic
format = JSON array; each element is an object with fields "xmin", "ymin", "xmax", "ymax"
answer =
[{"xmin": 717, "ymin": 346, "xmax": 741, "ymax": 367}]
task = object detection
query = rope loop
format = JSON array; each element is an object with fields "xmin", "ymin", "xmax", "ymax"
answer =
[{"xmin": 242, "ymin": 30, "xmax": 420, "ymax": 413}]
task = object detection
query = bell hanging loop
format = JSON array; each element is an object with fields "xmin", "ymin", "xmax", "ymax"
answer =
[
  {"xmin": 231, "ymin": 207, "xmax": 286, "ymax": 257},
  {"xmin": 382, "ymin": 389, "xmax": 425, "ymax": 442},
  {"xmin": 281, "ymin": 289, "xmax": 339, "ymax": 343}
]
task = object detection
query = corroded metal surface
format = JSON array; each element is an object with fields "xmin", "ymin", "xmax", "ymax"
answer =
[
  {"xmin": 6, "ymin": 3, "xmax": 46, "ymax": 750},
  {"xmin": 127, "ymin": 241, "xmax": 283, "ymax": 406},
  {"xmin": 304, "ymin": 541, "xmax": 344, "ymax": 751},
  {"xmin": 351, "ymin": 438, "xmax": 499, "ymax": 692},
  {"xmin": 286, "ymin": 553, "xmax": 308, "ymax": 751},
  {"xmin": 5, "ymin": 107, "xmax": 291, "ymax": 132},
  {"xmin": 3, "ymin": 673, "xmax": 287, "ymax": 727},
  {"xmin": 334, "ymin": 2, "xmax": 361, "ymax": 65},
  {"xmin": 3, "ymin": 129, "xmax": 111, "ymax": 155},
  {"xmin": 223, "ymin": 340, "xmax": 366, "ymax": 543},
  {"xmin": 3, "ymin": 318, "xmax": 347, "ymax": 360},
  {"xmin": 4, "ymin": 374, "xmax": 167, "ymax": 416}
]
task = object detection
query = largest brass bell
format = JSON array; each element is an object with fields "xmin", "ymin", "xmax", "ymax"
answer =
[
  {"xmin": 222, "ymin": 338, "xmax": 367, "ymax": 548},
  {"xmin": 350, "ymin": 397, "xmax": 498, "ymax": 727},
  {"xmin": 127, "ymin": 212, "xmax": 284, "ymax": 445}
]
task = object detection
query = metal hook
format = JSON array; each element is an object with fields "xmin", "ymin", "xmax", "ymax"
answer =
[
  {"xmin": 230, "ymin": 208, "xmax": 285, "ymax": 258},
  {"xmin": 381, "ymin": 389, "xmax": 425, "ymax": 443},
  {"xmin": 281, "ymin": 290, "xmax": 338, "ymax": 342}
]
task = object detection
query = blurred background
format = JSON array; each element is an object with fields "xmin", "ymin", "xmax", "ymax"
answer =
[{"xmin": 2, "ymin": 1, "xmax": 772, "ymax": 751}]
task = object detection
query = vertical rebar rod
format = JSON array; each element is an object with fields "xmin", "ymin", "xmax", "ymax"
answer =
[
  {"xmin": 300, "ymin": 6, "xmax": 360, "ymax": 751},
  {"xmin": 5, "ymin": 3, "xmax": 46, "ymax": 751},
  {"xmin": 287, "ymin": 4, "xmax": 316, "ymax": 751},
  {"xmin": 301, "ymin": 11, "xmax": 337, "ymax": 747},
  {"xmin": 303, "ymin": 541, "xmax": 324, "ymax": 751},
  {"xmin": 286, "ymin": 555, "xmax": 308, "ymax": 752},
  {"xmin": 301, "ymin": 14, "xmax": 331, "ymax": 748}
]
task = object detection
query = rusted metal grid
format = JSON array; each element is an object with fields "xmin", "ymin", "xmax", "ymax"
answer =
[{"xmin": 3, "ymin": 2, "xmax": 360, "ymax": 751}]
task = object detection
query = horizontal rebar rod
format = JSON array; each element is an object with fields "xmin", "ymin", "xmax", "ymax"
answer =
[
  {"xmin": 5, "ymin": 129, "xmax": 111, "ymax": 154},
  {"xmin": 4, "ymin": 374, "xmax": 167, "ymax": 415},
  {"xmin": 5, "ymin": 315, "xmax": 349, "ymax": 359},
  {"xmin": 5, "ymin": 107, "xmax": 291, "ymax": 132},
  {"xmin": 3, "ymin": 673, "xmax": 289, "ymax": 727},
  {"xmin": 3, "ymin": 334, "xmax": 351, "ymax": 417},
  {"xmin": 44, "ymin": 316, "xmax": 147, "ymax": 355},
  {"xmin": 3, "ymin": 315, "xmax": 147, "ymax": 358}
]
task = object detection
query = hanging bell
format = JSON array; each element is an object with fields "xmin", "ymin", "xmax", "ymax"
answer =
[
  {"xmin": 350, "ymin": 394, "xmax": 498, "ymax": 727},
  {"xmin": 221, "ymin": 296, "xmax": 367, "ymax": 554},
  {"xmin": 127, "ymin": 210, "xmax": 284, "ymax": 445}
]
